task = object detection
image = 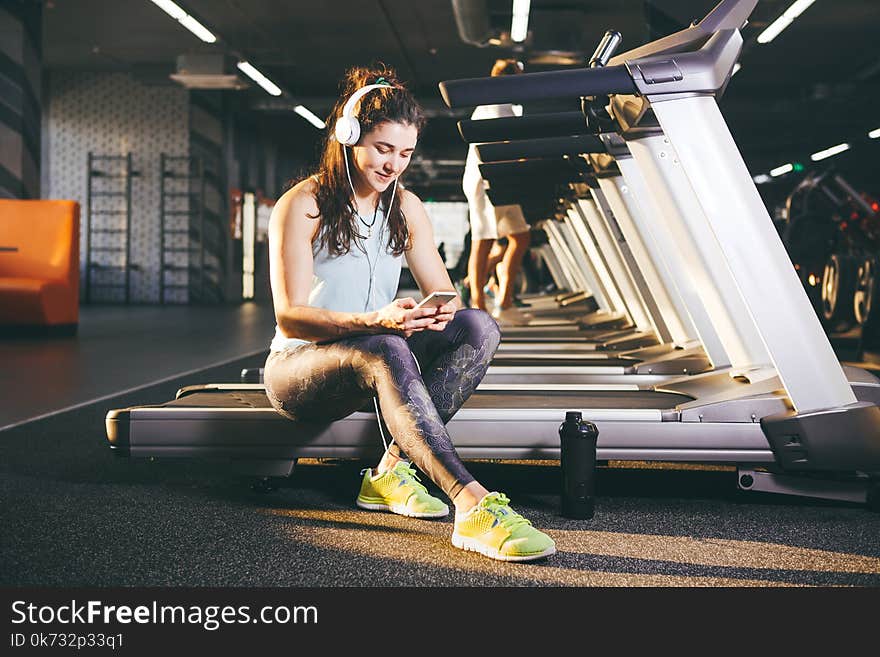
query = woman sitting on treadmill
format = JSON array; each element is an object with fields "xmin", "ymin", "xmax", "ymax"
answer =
[{"xmin": 264, "ymin": 65, "xmax": 555, "ymax": 562}]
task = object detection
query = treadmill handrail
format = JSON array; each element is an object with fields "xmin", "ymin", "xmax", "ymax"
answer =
[
  {"xmin": 439, "ymin": 0, "xmax": 756, "ymax": 109},
  {"xmin": 459, "ymin": 111, "xmax": 587, "ymax": 143},
  {"xmin": 476, "ymin": 135, "xmax": 605, "ymax": 162},
  {"xmin": 477, "ymin": 157, "xmax": 590, "ymax": 181},
  {"xmin": 440, "ymin": 65, "xmax": 637, "ymax": 108},
  {"xmin": 443, "ymin": 28, "xmax": 742, "ymax": 109}
]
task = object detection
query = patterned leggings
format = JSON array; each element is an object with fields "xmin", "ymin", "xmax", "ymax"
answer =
[{"xmin": 263, "ymin": 308, "xmax": 501, "ymax": 501}]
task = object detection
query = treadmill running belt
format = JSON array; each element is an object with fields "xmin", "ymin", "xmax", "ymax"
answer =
[
  {"xmin": 463, "ymin": 390, "xmax": 692, "ymax": 409},
  {"xmin": 495, "ymin": 357, "xmax": 638, "ymax": 367},
  {"xmin": 166, "ymin": 388, "xmax": 693, "ymax": 411},
  {"xmin": 169, "ymin": 391, "xmax": 273, "ymax": 408}
]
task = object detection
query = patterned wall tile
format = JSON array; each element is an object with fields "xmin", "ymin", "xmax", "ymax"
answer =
[{"xmin": 47, "ymin": 72, "xmax": 189, "ymax": 303}]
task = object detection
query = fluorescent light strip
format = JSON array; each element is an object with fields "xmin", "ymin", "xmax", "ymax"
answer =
[
  {"xmin": 151, "ymin": 0, "xmax": 185, "ymax": 20},
  {"xmin": 810, "ymin": 142, "xmax": 850, "ymax": 161},
  {"xmin": 178, "ymin": 15, "xmax": 217, "ymax": 43},
  {"xmin": 756, "ymin": 16, "xmax": 793, "ymax": 43},
  {"xmin": 752, "ymin": 174, "xmax": 772, "ymax": 184},
  {"xmin": 770, "ymin": 163, "xmax": 793, "ymax": 177},
  {"xmin": 732, "ymin": 62, "xmax": 742, "ymax": 76},
  {"xmin": 767, "ymin": 130, "xmax": 874, "ymax": 176},
  {"xmin": 294, "ymin": 105, "xmax": 326, "ymax": 129},
  {"xmin": 150, "ymin": 0, "xmax": 217, "ymax": 43},
  {"xmin": 511, "ymin": 0, "xmax": 531, "ymax": 43},
  {"xmin": 237, "ymin": 61, "xmax": 282, "ymax": 96},
  {"xmin": 784, "ymin": 0, "xmax": 817, "ymax": 18},
  {"xmin": 757, "ymin": 0, "xmax": 816, "ymax": 44}
]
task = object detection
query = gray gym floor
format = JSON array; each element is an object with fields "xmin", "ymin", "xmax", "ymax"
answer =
[
  {"xmin": 0, "ymin": 302, "xmax": 276, "ymax": 431},
  {"xmin": 1, "ymin": 304, "xmax": 879, "ymax": 586}
]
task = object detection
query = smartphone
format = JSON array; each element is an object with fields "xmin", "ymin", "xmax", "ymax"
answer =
[{"xmin": 415, "ymin": 290, "xmax": 458, "ymax": 309}]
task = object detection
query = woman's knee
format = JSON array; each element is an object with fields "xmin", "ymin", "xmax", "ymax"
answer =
[
  {"xmin": 450, "ymin": 308, "xmax": 501, "ymax": 348},
  {"xmin": 368, "ymin": 333, "xmax": 412, "ymax": 359},
  {"xmin": 346, "ymin": 333, "xmax": 411, "ymax": 357},
  {"xmin": 352, "ymin": 333, "xmax": 420, "ymax": 382}
]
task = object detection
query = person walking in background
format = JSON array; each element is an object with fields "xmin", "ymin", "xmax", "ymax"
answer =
[{"xmin": 462, "ymin": 59, "xmax": 532, "ymax": 326}]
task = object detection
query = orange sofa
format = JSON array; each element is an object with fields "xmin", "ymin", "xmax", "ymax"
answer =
[{"xmin": 0, "ymin": 200, "xmax": 80, "ymax": 334}]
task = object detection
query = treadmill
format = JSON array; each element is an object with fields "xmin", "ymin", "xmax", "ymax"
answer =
[
  {"xmin": 485, "ymin": 147, "xmax": 690, "ymax": 351},
  {"xmin": 460, "ymin": 116, "xmax": 695, "ymax": 346},
  {"xmin": 455, "ymin": 125, "xmax": 714, "ymax": 373},
  {"xmin": 488, "ymin": 177, "xmax": 687, "ymax": 355},
  {"xmin": 105, "ymin": 0, "xmax": 880, "ymax": 505},
  {"xmin": 478, "ymin": 158, "xmax": 658, "ymax": 343},
  {"xmin": 460, "ymin": 106, "xmax": 712, "ymax": 357}
]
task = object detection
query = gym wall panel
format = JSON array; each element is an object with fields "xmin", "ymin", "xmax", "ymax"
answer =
[
  {"xmin": 0, "ymin": 121, "xmax": 24, "ymax": 175},
  {"xmin": 0, "ymin": 163, "xmax": 23, "ymax": 198},
  {"xmin": 0, "ymin": 121, "xmax": 38, "ymax": 195},
  {"xmin": 0, "ymin": 6, "xmax": 39, "ymax": 94},
  {"xmin": 189, "ymin": 90, "xmax": 228, "ymax": 303},
  {"xmin": 0, "ymin": 3, "xmax": 40, "ymax": 200},
  {"xmin": 190, "ymin": 105, "xmax": 223, "ymax": 145},
  {"xmin": 0, "ymin": 66, "xmax": 23, "ymax": 111},
  {"xmin": 0, "ymin": 90, "xmax": 39, "ymax": 166},
  {"xmin": 46, "ymin": 72, "xmax": 189, "ymax": 303}
]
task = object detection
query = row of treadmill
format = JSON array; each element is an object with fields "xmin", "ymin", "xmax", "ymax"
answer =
[{"xmin": 105, "ymin": 0, "xmax": 880, "ymax": 507}]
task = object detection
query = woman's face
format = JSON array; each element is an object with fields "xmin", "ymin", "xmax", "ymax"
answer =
[{"xmin": 351, "ymin": 120, "xmax": 418, "ymax": 194}]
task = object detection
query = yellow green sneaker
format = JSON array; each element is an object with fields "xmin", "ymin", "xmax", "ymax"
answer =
[
  {"xmin": 356, "ymin": 461, "xmax": 449, "ymax": 518},
  {"xmin": 452, "ymin": 492, "xmax": 556, "ymax": 562}
]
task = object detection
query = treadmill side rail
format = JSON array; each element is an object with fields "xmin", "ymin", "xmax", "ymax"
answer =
[
  {"xmin": 761, "ymin": 402, "xmax": 880, "ymax": 472},
  {"xmin": 106, "ymin": 408, "xmax": 130, "ymax": 454},
  {"xmin": 737, "ymin": 468, "xmax": 869, "ymax": 505}
]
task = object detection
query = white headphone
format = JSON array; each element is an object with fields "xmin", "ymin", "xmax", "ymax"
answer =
[{"xmin": 333, "ymin": 81, "xmax": 395, "ymax": 146}]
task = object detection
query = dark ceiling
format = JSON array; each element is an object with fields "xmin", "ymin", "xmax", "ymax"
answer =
[{"xmin": 42, "ymin": 0, "xmax": 880, "ymax": 199}]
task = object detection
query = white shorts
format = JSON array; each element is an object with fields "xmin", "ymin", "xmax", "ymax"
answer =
[
  {"xmin": 463, "ymin": 142, "xmax": 529, "ymax": 241},
  {"xmin": 494, "ymin": 204, "xmax": 529, "ymax": 239},
  {"xmin": 468, "ymin": 194, "xmax": 529, "ymax": 241}
]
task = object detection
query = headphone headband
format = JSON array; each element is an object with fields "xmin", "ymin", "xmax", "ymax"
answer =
[
  {"xmin": 340, "ymin": 83, "xmax": 392, "ymax": 119},
  {"xmin": 334, "ymin": 82, "xmax": 395, "ymax": 146}
]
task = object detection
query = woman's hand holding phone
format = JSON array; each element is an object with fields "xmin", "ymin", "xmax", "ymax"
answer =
[
  {"xmin": 374, "ymin": 294, "xmax": 454, "ymax": 337},
  {"xmin": 427, "ymin": 300, "xmax": 456, "ymax": 331},
  {"xmin": 416, "ymin": 291, "xmax": 458, "ymax": 332}
]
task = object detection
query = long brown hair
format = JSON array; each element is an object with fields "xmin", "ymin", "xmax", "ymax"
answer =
[{"xmin": 309, "ymin": 65, "xmax": 426, "ymax": 257}]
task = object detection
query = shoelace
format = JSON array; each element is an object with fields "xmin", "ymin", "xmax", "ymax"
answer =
[
  {"xmin": 482, "ymin": 492, "xmax": 532, "ymax": 530},
  {"xmin": 393, "ymin": 463, "xmax": 431, "ymax": 496}
]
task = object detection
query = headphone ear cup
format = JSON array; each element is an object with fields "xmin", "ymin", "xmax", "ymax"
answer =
[{"xmin": 334, "ymin": 116, "xmax": 361, "ymax": 146}]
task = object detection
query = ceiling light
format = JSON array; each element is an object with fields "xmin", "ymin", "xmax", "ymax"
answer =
[
  {"xmin": 783, "ymin": 0, "xmax": 817, "ymax": 19},
  {"xmin": 869, "ymin": 128, "xmax": 880, "ymax": 139},
  {"xmin": 237, "ymin": 61, "xmax": 282, "ymax": 96},
  {"xmin": 770, "ymin": 163, "xmax": 793, "ymax": 177},
  {"xmin": 511, "ymin": 0, "xmax": 530, "ymax": 43},
  {"xmin": 150, "ymin": 0, "xmax": 185, "ymax": 20},
  {"xmin": 177, "ymin": 14, "xmax": 217, "ymax": 43},
  {"xmin": 752, "ymin": 174, "xmax": 772, "ymax": 184},
  {"xmin": 810, "ymin": 143, "xmax": 850, "ymax": 161},
  {"xmin": 732, "ymin": 62, "xmax": 742, "ymax": 76},
  {"xmin": 150, "ymin": 1, "xmax": 217, "ymax": 43},
  {"xmin": 756, "ymin": 0, "xmax": 816, "ymax": 44},
  {"xmin": 294, "ymin": 106, "xmax": 326, "ymax": 129}
]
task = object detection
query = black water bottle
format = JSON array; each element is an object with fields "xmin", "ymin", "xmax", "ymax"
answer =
[{"xmin": 559, "ymin": 411, "xmax": 599, "ymax": 519}]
